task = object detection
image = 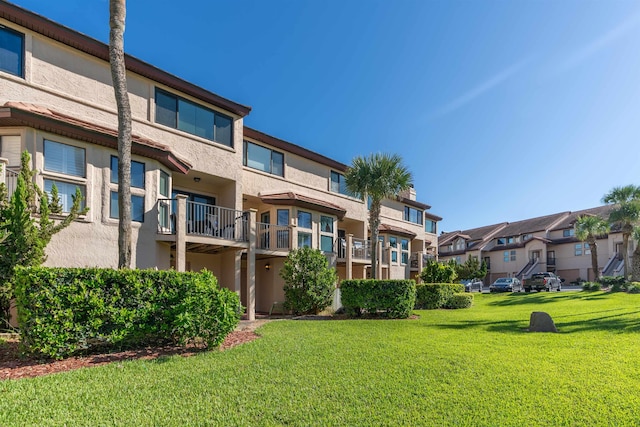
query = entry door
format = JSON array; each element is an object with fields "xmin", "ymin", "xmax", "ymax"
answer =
[
  {"xmin": 616, "ymin": 243, "xmax": 623, "ymax": 258},
  {"xmin": 547, "ymin": 251, "xmax": 555, "ymax": 267},
  {"xmin": 531, "ymin": 250, "xmax": 541, "ymax": 262}
]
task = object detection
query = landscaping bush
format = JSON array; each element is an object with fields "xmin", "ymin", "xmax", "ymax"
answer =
[
  {"xmin": 582, "ymin": 281, "xmax": 602, "ymax": 292},
  {"xmin": 280, "ymin": 247, "xmax": 337, "ymax": 315},
  {"xmin": 340, "ymin": 279, "xmax": 416, "ymax": 318},
  {"xmin": 599, "ymin": 275, "xmax": 626, "ymax": 291},
  {"xmin": 14, "ymin": 267, "xmax": 241, "ymax": 359},
  {"xmin": 626, "ymin": 282, "xmax": 640, "ymax": 294},
  {"xmin": 444, "ymin": 293, "xmax": 474, "ymax": 309},
  {"xmin": 415, "ymin": 283, "xmax": 465, "ymax": 309},
  {"xmin": 419, "ymin": 259, "xmax": 458, "ymax": 283}
]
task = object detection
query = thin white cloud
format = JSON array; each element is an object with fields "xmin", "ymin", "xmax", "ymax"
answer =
[
  {"xmin": 556, "ymin": 11, "xmax": 640, "ymax": 73},
  {"xmin": 430, "ymin": 57, "xmax": 532, "ymax": 119}
]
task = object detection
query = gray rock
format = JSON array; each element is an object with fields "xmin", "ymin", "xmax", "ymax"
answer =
[{"xmin": 529, "ymin": 311, "xmax": 558, "ymax": 333}]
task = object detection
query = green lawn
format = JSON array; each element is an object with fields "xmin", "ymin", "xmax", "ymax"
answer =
[{"xmin": 2, "ymin": 291, "xmax": 640, "ymax": 426}]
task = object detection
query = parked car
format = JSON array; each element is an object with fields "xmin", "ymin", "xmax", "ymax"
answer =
[
  {"xmin": 489, "ymin": 277, "xmax": 523, "ymax": 293},
  {"xmin": 523, "ymin": 272, "xmax": 563, "ymax": 292},
  {"xmin": 461, "ymin": 279, "xmax": 484, "ymax": 292}
]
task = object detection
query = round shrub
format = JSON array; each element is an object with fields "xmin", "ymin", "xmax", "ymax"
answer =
[
  {"xmin": 626, "ymin": 282, "xmax": 640, "ymax": 294},
  {"xmin": 582, "ymin": 281, "xmax": 602, "ymax": 292},
  {"xmin": 280, "ymin": 247, "xmax": 337, "ymax": 315},
  {"xmin": 444, "ymin": 293, "xmax": 473, "ymax": 309},
  {"xmin": 415, "ymin": 283, "xmax": 465, "ymax": 309}
]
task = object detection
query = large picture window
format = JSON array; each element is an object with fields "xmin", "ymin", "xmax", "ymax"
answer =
[
  {"xmin": 44, "ymin": 140, "xmax": 85, "ymax": 177},
  {"xmin": 243, "ymin": 141, "xmax": 284, "ymax": 176},
  {"xmin": 404, "ymin": 206, "xmax": 423, "ymax": 225},
  {"xmin": 155, "ymin": 88, "xmax": 233, "ymax": 147},
  {"xmin": 0, "ymin": 26, "xmax": 24, "ymax": 77},
  {"xmin": 330, "ymin": 171, "xmax": 352, "ymax": 196}
]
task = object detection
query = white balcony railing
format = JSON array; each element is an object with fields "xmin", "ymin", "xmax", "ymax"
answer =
[{"xmin": 257, "ymin": 222, "xmax": 291, "ymax": 250}]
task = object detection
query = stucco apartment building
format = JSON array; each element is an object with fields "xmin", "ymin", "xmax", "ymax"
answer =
[
  {"xmin": 0, "ymin": 2, "xmax": 441, "ymax": 320},
  {"xmin": 439, "ymin": 205, "xmax": 629, "ymax": 284}
]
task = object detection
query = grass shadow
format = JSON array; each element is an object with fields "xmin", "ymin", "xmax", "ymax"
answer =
[{"xmin": 487, "ymin": 291, "xmax": 607, "ymax": 307}]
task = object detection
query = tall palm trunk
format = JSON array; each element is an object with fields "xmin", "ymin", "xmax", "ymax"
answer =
[
  {"xmin": 109, "ymin": 0, "xmax": 132, "ymax": 268},
  {"xmin": 369, "ymin": 201, "xmax": 381, "ymax": 279},
  {"xmin": 622, "ymin": 231, "xmax": 630, "ymax": 280},
  {"xmin": 632, "ymin": 244, "xmax": 640, "ymax": 282},
  {"xmin": 588, "ymin": 238, "xmax": 599, "ymax": 280}
]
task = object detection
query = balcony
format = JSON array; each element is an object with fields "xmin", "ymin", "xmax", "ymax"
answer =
[
  {"xmin": 335, "ymin": 237, "xmax": 371, "ymax": 262},
  {"xmin": 157, "ymin": 198, "xmax": 248, "ymax": 244},
  {"xmin": 410, "ymin": 252, "xmax": 435, "ymax": 270},
  {"xmin": 257, "ymin": 222, "xmax": 292, "ymax": 251}
]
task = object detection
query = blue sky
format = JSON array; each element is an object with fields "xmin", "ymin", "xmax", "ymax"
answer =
[{"xmin": 10, "ymin": 0, "xmax": 640, "ymax": 232}]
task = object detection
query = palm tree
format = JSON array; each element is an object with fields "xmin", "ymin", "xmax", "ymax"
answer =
[
  {"xmin": 109, "ymin": 0, "xmax": 132, "ymax": 268},
  {"xmin": 345, "ymin": 153, "xmax": 412, "ymax": 279},
  {"xmin": 602, "ymin": 185, "xmax": 640, "ymax": 280},
  {"xmin": 574, "ymin": 214, "xmax": 609, "ymax": 281}
]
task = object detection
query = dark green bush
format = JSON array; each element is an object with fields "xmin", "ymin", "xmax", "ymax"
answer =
[
  {"xmin": 14, "ymin": 267, "xmax": 242, "ymax": 359},
  {"xmin": 582, "ymin": 281, "xmax": 602, "ymax": 292},
  {"xmin": 415, "ymin": 283, "xmax": 465, "ymax": 309},
  {"xmin": 340, "ymin": 279, "xmax": 416, "ymax": 319},
  {"xmin": 280, "ymin": 247, "xmax": 337, "ymax": 315},
  {"xmin": 599, "ymin": 275, "xmax": 626, "ymax": 291},
  {"xmin": 626, "ymin": 282, "xmax": 640, "ymax": 294},
  {"xmin": 444, "ymin": 293, "xmax": 474, "ymax": 309}
]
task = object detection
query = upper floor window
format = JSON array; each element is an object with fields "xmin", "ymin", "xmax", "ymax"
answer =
[
  {"xmin": 330, "ymin": 171, "xmax": 352, "ymax": 196},
  {"xmin": 575, "ymin": 243, "xmax": 583, "ymax": 256},
  {"xmin": 404, "ymin": 206, "xmax": 423, "ymax": 225},
  {"xmin": 155, "ymin": 88, "xmax": 233, "ymax": 147},
  {"xmin": 44, "ymin": 140, "xmax": 85, "ymax": 177},
  {"xmin": 320, "ymin": 215, "xmax": 334, "ymax": 253},
  {"xmin": 0, "ymin": 26, "xmax": 24, "ymax": 77},
  {"xmin": 425, "ymin": 219, "xmax": 437, "ymax": 234},
  {"xmin": 159, "ymin": 171, "xmax": 170, "ymax": 197},
  {"xmin": 563, "ymin": 229, "xmax": 575, "ymax": 237},
  {"xmin": 243, "ymin": 141, "xmax": 284, "ymax": 176},
  {"xmin": 454, "ymin": 238, "xmax": 465, "ymax": 251},
  {"xmin": 497, "ymin": 238, "xmax": 506, "ymax": 245},
  {"xmin": 401, "ymin": 239, "xmax": 409, "ymax": 264},
  {"xmin": 297, "ymin": 210, "xmax": 312, "ymax": 229},
  {"xmin": 110, "ymin": 156, "xmax": 145, "ymax": 188},
  {"xmin": 507, "ymin": 237, "xmax": 515, "ymax": 244}
]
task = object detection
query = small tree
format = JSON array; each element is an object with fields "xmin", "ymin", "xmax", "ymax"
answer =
[
  {"xmin": 419, "ymin": 259, "xmax": 458, "ymax": 283},
  {"xmin": 0, "ymin": 152, "xmax": 86, "ymax": 324},
  {"xmin": 280, "ymin": 247, "xmax": 337, "ymax": 315},
  {"xmin": 456, "ymin": 257, "xmax": 488, "ymax": 281}
]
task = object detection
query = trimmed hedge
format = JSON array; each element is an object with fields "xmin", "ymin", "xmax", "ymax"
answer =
[
  {"xmin": 15, "ymin": 267, "xmax": 242, "ymax": 359},
  {"xmin": 340, "ymin": 279, "xmax": 416, "ymax": 319},
  {"xmin": 444, "ymin": 293, "xmax": 474, "ymax": 309},
  {"xmin": 415, "ymin": 283, "xmax": 465, "ymax": 309},
  {"xmin": 627, "ymin": 282, "xmax": 640, "ymax": 294}
]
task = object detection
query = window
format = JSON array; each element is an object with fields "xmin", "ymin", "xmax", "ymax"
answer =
[
  {"xmin": 159, "ymin": 171, "xmax": 170, "ymax": 197},
  {"xmin": 584, "ymin": 243, "xmax": 591, "ymax": 255},
  {"xmin": 563, "ymin": 229, "xmax": 575, "ymax": 237},
  {"xmin": 389, "ymin": 236, "xmax": 397, "ymax": 248},
  {"xmin": 44, "ymin": 179, "xmax": 86, "ymax": 212},
  {"xmin": 497, "ymin": 238, "xmax": 505, "ymax": 245},
  {"xmin": 455, "ymin": 256, "xmax": 461, "ymax": 264},
  {"xmin": 0, "ymin": 25, "xmax": 24, "ymax": 77},
  {"xmin": 297, "ymin": 210, "xmax": 312, "ymax": 248},
  {"xmin": 277, "ymin": 209, "xmax": 289, "ymax": 226},
  {"xmin": 320, "ymin": 215, "xmax": 334, "ymax": 253},
  {"xmin": 389, "ymin": 236, "xmax": 398, "ymax": 263},
  {"xmin": 110, "ymin": 191, "xmax": 145, "ymax": 222},
  {"xmin": 507, "ymin": 237, "xmax": 515, "ymax": 244},
  {"xmin": 425, "ymin": 219, "xmax": 437, "ymax": 234},
  {"xmin": 523, "ymin": 234, "xmax": 532, "ymax": 241},
  {"xmin": 504, "ymin": 250, "xmax": 516, "ymax": 262},
  {"xmin": 44, "ymin": 140, "xmax": 85, "ymax": 177},
  {"xmin": 404, "ymin": 207, "xmax": 423, "ymax": 225},
  {"xmin": 511, "ymin": 250, "xmax": 516, "ymax": 262},
  {"xmin": 155, "ymin": 88, "xmax": 233, "ymax": 146},
  {"xmin": 330, "ymin": 171, "xmax": 352, "ymax": 196},
  {"xmin": 575, "ymin": 244, "xmax": 583, "ymax": 256},
  {"xmin": 0, "ymin": 135, "xmax": 21, "ymax": 167},
  {"xmin": 297, "ymin": 210, "xmax": 312, "ymax": 229},
  {"xmin": 243, "ymin": 141, "xmax": 284, "ymax": 176},
  {"xmin": 455, "ymin": 239, "xmax": 465, "ymax": 251},
  {"xmin": 503, "ymin": 251, "xmax": 509, "ymax": 262},
  {"xmin": 391, "ymin": 250, "xmax": 398, "ymax": 263},
  {"xmin": 110, "ymin": 156, "xmax": 145, "ymax": 188},
  {"xmin": 401, "ymin": 239, "xmax": 409, "ymax": 264}
]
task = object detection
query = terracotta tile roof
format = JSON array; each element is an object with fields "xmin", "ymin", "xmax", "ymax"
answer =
[
  {"xmin": 0, "ymin": 2, "xmax": 251, "ymax": 117},
  {"xmin": 0, "ymin": 102, "xmax": 192, "ymax": 173},
  {"xmin": 378, "ymin": 223, "xmax": 417, "ymax": 239},
  {"xmin": 260, "ymin": 192, "xmax": 347, "ymax": 220}
]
